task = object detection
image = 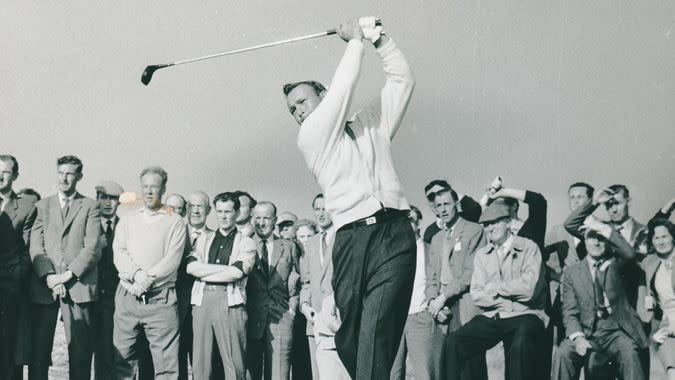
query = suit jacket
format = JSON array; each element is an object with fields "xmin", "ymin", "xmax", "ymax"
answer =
[
  {"xmin": 190, "ymin": 229, "xmax": 257, "ymax": 307},
  {"xmin": 566, "ymin": 203, "xmax": 644, "ymax": 309},
  {"xmin": 30, "ymin": 193, "xmax": 101, "ymax": 304},
  {"xmin": 0, "ymin": 192, "xmax": 37, "ymax": 286},
  {"xmin": 562, "ymin": 204, "xmax": 648, "ymax": 348},
  {"xmin": 246, "ymin": 234, "xmax": 301, "ymax": 340},
  {"xmin": 299, "ymin": 230, "xmax": 334, "ymax": 335},
  {"xmin": 425, "ymin": 217, "xmax": 486, "ymax": 325}
]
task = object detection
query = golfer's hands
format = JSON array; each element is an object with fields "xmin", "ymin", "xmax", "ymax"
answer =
[
  {"xmin": 573, "ymin": 336, "xmax": 592, "ymax": 356},
  {"xmin": 359, "ymin": 17, "xmax": 383, "ymax": 44},
  {"xmin": 336, "ymin": 19, "xmax": 364, "ymax": 42},
  {"xmin": 301, "ymin": 303, "xmax": 317, "ymax": 322},
  {"xmin": 133, "ymin": 270, "xmax": 155, "ymax": 292}
]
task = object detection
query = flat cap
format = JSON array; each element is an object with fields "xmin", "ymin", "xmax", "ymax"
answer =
[
  {"xmin": 276, "ymin": 212, "xmax": 298, "ymax": 226},
  {"xmin": 424, "ymin": 179, "xmax": 452, "ymax": 199},
  {"xmin": 95, "ymin": 181, "xmax": 124, "ymax": 197},
  {"xmin": 479, "ymin": 201, "xmax": 511, "ymax": 224}
]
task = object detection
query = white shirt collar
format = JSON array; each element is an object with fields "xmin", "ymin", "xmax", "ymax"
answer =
[
  {"xmin": 58, "ymin": 192, "xmax": 76, "ymax": 207},
  {"xmin": 101, "ymin": 215, "xmax": 117, "ymax": 229}
]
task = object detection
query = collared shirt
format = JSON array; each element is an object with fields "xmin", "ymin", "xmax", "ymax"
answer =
[
  {"xmin": 58, "ymin": 191, "xmax": 76, "ymax": 208},
  {"xmin": 101, "ymin": 216, "xmax": 117, "ymax": 230},
  {"xmin": 189, "ymin": 225, "xmax": 207, "ymax": 248},
  {"xmin": 586, "ymin": 255, "xmax": 611, "ymax": 281},
  {"xmin": 296, "ymin": 38, "xmax": 415, "ymax": 230},
  {"xmin": 496, "ymin": 235, "xmax": 515, "ymax": 267},
  {"xmin": 0, "ymin": 191, "xmax": 10, "ymax": 212},
  {"xmin": 208, "ymin": 229, "xmax": 237, "ymax": 265},
  {"xmin": 408, "ymin": 237, "xmax": 428, "ymax": 314}
]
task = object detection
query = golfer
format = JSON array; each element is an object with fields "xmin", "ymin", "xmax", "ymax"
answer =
[{"xmin": 283, "ymin": 17, "xmax": 416, "ymax": 379}]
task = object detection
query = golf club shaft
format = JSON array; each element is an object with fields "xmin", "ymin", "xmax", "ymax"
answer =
[{"xmin": 172, "ymin": 29, "xmax": 336, "ymax": 67}]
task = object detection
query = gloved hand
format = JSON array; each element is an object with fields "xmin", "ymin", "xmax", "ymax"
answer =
[{"xmin": 359, "ymin": 16, "xmax": 384, "ymax": 43}]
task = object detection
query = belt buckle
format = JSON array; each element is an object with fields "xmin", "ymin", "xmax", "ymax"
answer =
[
  {"xmin": 365, "ymin": 216, "xmax": 377, "ymax": 225},
  {"xmin": 140, "ymin": 294, "xmax": 147, "ymax": 304}
]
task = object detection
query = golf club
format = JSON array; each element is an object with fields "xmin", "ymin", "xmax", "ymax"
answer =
[{"xmin": 141, "ymin": 20, "xmax": 381, "ymax": 85}]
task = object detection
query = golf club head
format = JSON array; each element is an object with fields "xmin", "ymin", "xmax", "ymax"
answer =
[{"xmin": 141, "ymin": 64, "xmax": 171, "ymax": 85}]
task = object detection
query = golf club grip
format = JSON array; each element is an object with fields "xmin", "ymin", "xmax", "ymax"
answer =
[{"xmin": 326, "ymin": 19, "xmax": 382, "ymax": 36}]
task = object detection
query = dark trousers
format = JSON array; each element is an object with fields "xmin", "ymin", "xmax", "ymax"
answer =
[
  {"xmin": 94, "ymin": 298, "xmax": 115, "ymax": 380},
  {"xmin": 332, "ymin": 211, "xmax": 416, "ymax": 380},
  {"xmin": 557, "ymin": 318, "xmax": 646, "ymax": 380},
  {"xmin": 28, "ymin": 300, "xmax": 95, "ymax": 380},
  {"xmin": 0, "ymin": 288, "xmax": 19, "ymax": 380},
  {"xmin": 444, "ymin": 314, "xmax": 546, "ymax": 380},
  {"xmin": 291, "ymin": 315, "xmax": 312, "ymax": 380}
]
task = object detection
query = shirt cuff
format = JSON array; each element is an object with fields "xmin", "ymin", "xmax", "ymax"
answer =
[
  {"xmin": 231, "ymin": 261, "xmax": 244, "ymax": 273},
  {"xmin": 375, "ymin": 38, "xmax": 396, "ymax": 57},
  {"xmin": 569, "ymin": 332, "xmax": 584, "ymax": 341},
  {"xmin": 185, "ymin": 256, "xmax": 198, "ymax": 265}
]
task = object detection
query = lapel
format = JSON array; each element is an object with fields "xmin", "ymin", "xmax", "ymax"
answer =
[
  {"xmin": 319, "ymin": 235, "xmax": 333, "ymax": 283},
  {"xmin": 3, "ymin": 193, "xmax": 19, "ymax": 220},
  {"xmin": 49, "ymin": 195, "xmax": 64, "ymax": 230},
  {"xmin": 269, "ymin": 236, "xmax": 283, "ymax": 270},
  {"xmin": 577, "ymin": 258, "xmax": 595, "ymax": 306},
  {"xmin": 447, "ymin": 218, "xmax": 465, "ymax": 257},
  {"xmin": 201, "ymin": 231, "xmax": 217, "ymax": 262},
  {"xmin": 62, "ymin": 193, "xmax": 83, "ymax": 235},
  {"xmin": 643, "ymin": 255, "xmax": 661, "ymax": 289}
]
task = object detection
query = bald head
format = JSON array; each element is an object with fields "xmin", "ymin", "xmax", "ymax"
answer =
[
  {"xmin": 165, "ymin": 193, "xmax": 187, "ymax": 217},
  {"xmin": 187, "ymin": 191, "xmax": 210, "ymax": 229}
]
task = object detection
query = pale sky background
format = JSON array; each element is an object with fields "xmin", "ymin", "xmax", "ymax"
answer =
[{"xmin": 2, "ymin": 1, "xmax": 674, "ymax": 227}]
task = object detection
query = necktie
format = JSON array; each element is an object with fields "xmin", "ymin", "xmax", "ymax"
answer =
[
  {"xmin": 191, "ymin": 230, "xmax": 201, "ymax": 248},
  {"xmin": 62, "ymin": 198, "xmax": 70, "ymax": 220},
  {"xmin": 593, "ymin": 260, "xmax": 607, "ymax": 316},
  {"xmin": 320, "ymin": 232, "xmax": 327, "ymax": 266},
  {"xmin": 260, "ymin": 239, "xmax": 269, "ymax": 276},
  {"xmin": 105, "ymin": 219, "xmax": 113, "ymax": 240}
]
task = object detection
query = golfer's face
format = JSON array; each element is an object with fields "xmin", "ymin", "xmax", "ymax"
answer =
[
  {"xmin": 214, "ymin": 200, "xmax": 238, "ymax": 232},
  {"xmin": 286, "ymin": 84, "xmax": 323, "ymax": 124}
]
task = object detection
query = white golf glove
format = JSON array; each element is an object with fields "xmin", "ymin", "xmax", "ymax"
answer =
[{"xmin": 359, "ymin": 16, "xmax": 383, "ymax": 43}]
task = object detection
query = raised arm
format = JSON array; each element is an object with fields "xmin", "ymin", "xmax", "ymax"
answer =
[
  {"xmin": 564, "ymin": 203, "xmax": 598, "ymax": 239},
  {"xmin": 375, "ymin": 35, "xmax": 415, "ymax": 140}
]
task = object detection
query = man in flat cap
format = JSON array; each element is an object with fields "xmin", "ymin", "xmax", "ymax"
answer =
[
  {"xmin": 93, "ymin": 181, "xmax": 123, "ymax": 380},
  {"xmin": 443, "ymin": 202, "xmax": 548, "ymax": 380},
  {"xmin": 277, "ymin": 212, "xmax": 299, "ymax": 241}
]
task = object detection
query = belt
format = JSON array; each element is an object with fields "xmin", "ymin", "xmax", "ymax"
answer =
[
  {"xmin": 338, "ymin": 208, "xmax": 409, "ymax": 232},
  {"xmin": 204, "ymin": 284, "xmax": 228, "ymax": 291},
  {"xmin": 133, "ymin": 287, "xmax": 169, "ymax": 305}
]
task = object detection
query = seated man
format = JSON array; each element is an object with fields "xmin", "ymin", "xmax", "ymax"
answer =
[
  {"xmin": 556, "ymin": 189, "xmax": 648, "ymax": 380},
  {"xmin": 443, "ymin": 201, "xmax": 548, "ymax": 380}
]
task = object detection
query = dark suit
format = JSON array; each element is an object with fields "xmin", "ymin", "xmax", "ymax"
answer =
[
  {"xmin": 29, "ymin": 193, "xmax": 101, "ymax": 380},
  {"xmin": 94, "ymin": 216, "xmax": 119, "ymax": 380},
  {"xmin": 246, "ymin": 235, "xmax": 301, "ymax": 380},
  {"xmin": 557, "ymin": 204, "xmax": 648, "ymax": 380},
  {"xmin": 0, "ymin": 193, "xmax": 36, "ymax": 378}
]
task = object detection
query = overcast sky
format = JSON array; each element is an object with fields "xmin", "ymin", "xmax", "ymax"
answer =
[{"xmin": 2, "ymin": 0, "xmax": 673, "ymax": 226}]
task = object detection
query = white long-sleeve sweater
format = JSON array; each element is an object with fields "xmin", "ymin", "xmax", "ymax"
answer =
[{"xmin": 297, "ymin": 38, "xmax": 415, "ymax": 230}]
